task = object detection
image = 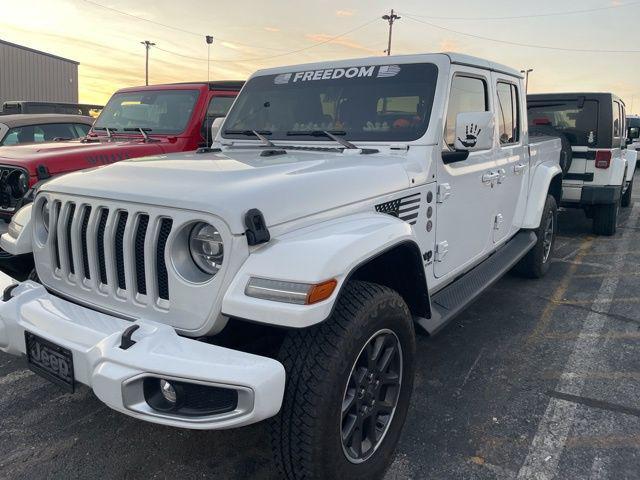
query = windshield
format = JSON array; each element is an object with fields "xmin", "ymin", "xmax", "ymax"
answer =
[
  {"xmin": 222, "ymin": 63, "xmax": 438, "ymax": 142},
  {"xmin": 628, "ymin": 117, "xmax": 640, "ymax": 128},
  {"xmin": 94, "ymin": 89, "xmax": 199, "ymax": 134},
  {"xmin": 527, "ymin": 99, "xmax": 599, "ymax": 146}
]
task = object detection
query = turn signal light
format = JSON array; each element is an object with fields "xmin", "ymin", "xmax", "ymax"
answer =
[
  {"xmin": 307, "ymin": 279, "xmax": 338, "ymax": 305},
  {"xmin": 245, "ymin": 277, "xmax": 338, "ymax": 305},
  {"xmin": 595, "ymin": 150, "xmax": 612, "ymax": 169}
]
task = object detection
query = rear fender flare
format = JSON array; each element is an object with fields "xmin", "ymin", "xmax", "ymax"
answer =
[{"xmin": 522, "ymin": 161, "xmax": 562, "ymax": 229}]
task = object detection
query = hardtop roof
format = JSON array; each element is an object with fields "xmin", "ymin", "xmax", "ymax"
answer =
[
  {"xmin": 0, "ymin": 114, "xmax": 94, "ymax": 128},
  {"xmin": 251, "ymin": 52, "xmax": 523, "ymax": 79},
  {"xmin": 528, "ymin": 92, "xmax": 625, "ymax": 106}
]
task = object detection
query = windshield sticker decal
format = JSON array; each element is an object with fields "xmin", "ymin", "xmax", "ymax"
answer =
[
  {"xmin": 377, "ymin": 65, "xmax": 401, "ymax": 78},
  {"xmin": 273, "ymin": 65, "xmax": 401, "ymax": 84},
  {"xmin": 274, "ymin": 73, "xmax": 292, "ymax": 84}
]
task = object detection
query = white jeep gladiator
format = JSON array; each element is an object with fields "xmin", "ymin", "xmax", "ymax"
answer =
[{"xmin": 0, "ymin": 53, "xmax": 563, "ymax": 479}]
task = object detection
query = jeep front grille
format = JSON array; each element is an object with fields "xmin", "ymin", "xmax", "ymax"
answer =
[{"xmin": 48, "ymin": 199, "xmax": 174, "ymax": 305}]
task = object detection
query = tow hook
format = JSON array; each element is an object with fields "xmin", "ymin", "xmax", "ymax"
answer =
[{"xmin": 119, "ymin": 324, "xmax": 140, "ymax": 350}]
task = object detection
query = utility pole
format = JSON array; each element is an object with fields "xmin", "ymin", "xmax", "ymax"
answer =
[
  {"xmin": 382, "ymin": 9, "xmax": 400, "ymax": 56},
  {"xmin": 521, "ymin": 68, "xmax": 533, "ymax": 94},
  {"xmin": 141, "ymin": 40, "xmax": 156, "ymax": 85}
]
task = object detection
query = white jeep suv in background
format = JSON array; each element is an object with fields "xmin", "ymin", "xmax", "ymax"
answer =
[
  {"xmin": 527, "ymin": 93, "xmax": 636, "ymax": 235},
  {"xmin": 0, "ymin": 53, "xmax": 563, "ymax": 480}
]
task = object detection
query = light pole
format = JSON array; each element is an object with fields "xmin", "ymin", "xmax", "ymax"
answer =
[
  {"xmin": 206, "ymin": 35, "xmax": 214, "ymax": 82},
  {"xmin": 141, "ymin": 40, "xmax": 156, "ymax": 85},
  {"xmin": 521, "ymin": 68, "xmax": 533, "ymax": 94},
  {"xmin": 382, "ymin": 9, "xmax": 401, "ymax": 56}
]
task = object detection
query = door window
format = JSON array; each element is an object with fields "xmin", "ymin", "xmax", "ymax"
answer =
[
  {"xmin": 444, "ymin": 76, "xmax": 488, "ymax": 147},
  {"xmin": 496, "ymin": 82, "xmax": 520, "ymax": 145},
  {"xmin": 613, "ymin": 101, "xmax": 621, "ymax": 138},
  {"xmin": 207, "ymin": 96, "xmax": 236, "ymax": 118}
]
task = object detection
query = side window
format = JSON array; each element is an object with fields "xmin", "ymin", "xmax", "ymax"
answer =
[
  {"xmin": 38, "ymin": 123, "xmax": 81, "ymax": 141},
  {"xmin": 445, "ymin": 76, "xmax": 488, "ymax": 147},
  {"xmin": 496, "ymin": 82, "xmax": 520, "ymax": 145},
  {"xmin": 74, "ymin": 124, "xmax": 91, "ymax": 137},
  {"xmin": 202, "ymin": 96, "xmax": 237, "ymax": 142},
  {"xmin": 613, "ymin": 101, "xmax": 621, "ymax": 137},
  {"xmin": 207, "ymin": 96, "xmax": 236, "ymax": 119}
]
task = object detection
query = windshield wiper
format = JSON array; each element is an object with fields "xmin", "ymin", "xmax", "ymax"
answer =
[
  {"xmin": 94, "ymin": 127, "xmax": 118, "ymax": 138},
  {"xmin": 224, "ymin": 129, "xmax": 275, "ymax": 147},
  {"xmin": 286, "ymin": 130, "xmax": 358, "ymax": 150},
  {"xmin": 124, "ymin": 127, "xmax": 155, "ymax": 141}
]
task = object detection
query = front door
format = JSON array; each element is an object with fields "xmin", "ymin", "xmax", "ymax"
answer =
[
  {"xmin": 491, "ymin": 74, "xmax": 528, "ymax": 243},
  {"xmin": 434, "ymin": 68, "xmax": 497, "ymax": 278}
]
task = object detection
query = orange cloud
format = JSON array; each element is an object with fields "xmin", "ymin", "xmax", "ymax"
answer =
[
  {"xmin": 264, "ymin": 27, "xmax": 280, "ymax": 32},
  {"xmin": 336, "ymin": 10, "xmax": 355, "ymax": 17},
  {"xmin": 305, "ymin": 33, "xmax": 377, "ymax": 53}
]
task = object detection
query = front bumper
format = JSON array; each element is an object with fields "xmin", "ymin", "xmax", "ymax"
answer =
[{"xmin": 0, "ymin": 272, "xmax": 285, "ymax": 429}]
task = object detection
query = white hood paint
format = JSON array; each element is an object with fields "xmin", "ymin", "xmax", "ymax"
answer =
[{"xmin": 41, "ymin": 148, "xmax": 412, "ymax": 234}]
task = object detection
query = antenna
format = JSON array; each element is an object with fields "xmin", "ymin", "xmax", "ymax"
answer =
[{"xmin": 206, "ymin": 35, "xmax": 214, "ymax": 147}]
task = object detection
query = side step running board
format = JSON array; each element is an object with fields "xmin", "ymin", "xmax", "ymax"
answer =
[{"xmin": 416, "ymin": 231, "xmax": 537, "ymax": 335}]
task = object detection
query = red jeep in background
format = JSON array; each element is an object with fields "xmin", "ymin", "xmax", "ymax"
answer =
[{"xmin": 0, "ymin": 81, "xmax": 243, "ymax": 223}]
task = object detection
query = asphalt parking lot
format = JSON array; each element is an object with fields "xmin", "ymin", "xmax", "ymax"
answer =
[{"xmin": 1, "ymin": 173, "xmax": 639, "ymax": 480}]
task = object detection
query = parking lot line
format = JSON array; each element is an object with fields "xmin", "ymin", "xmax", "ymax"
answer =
[
  {"xmin": 525, "ymin": 237, "xmax": 593, "ymax": 347},
  {"xmin": 516, "ymin": 206, "xmax": 639, "ymax": 480}
]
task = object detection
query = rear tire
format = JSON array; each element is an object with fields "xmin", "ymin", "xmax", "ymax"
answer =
[
  {"xmin": 593, "ymin": 202, "xmax": 619, "ymax": 236},
  {"xmin": 513, "ymin": 194, "xmax": 557, "ymax": 278},
  {"xmin": 269, "ymin": 280, "xmax": 416, "ymax": 480},
  {"xmin": 621, "ymin": 180, "xmax": 633, "ymax": 208}
]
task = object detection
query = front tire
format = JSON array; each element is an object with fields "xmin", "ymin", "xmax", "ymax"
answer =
[
  {"xmin": 514, "ymin": 194, "xmax": 557, "ymax": 278},
  {"xmin": 270, "ymin": 280, "xmax": 416, "ymax": 480}
]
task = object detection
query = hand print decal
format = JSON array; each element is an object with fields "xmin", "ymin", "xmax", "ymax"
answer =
[{"xmin": 458, "ymin": 124, "xmax": 482, "ymax": 148}]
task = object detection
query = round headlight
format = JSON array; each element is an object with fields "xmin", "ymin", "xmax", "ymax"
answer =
[
  {"xmin": 189, "ymin": 222, "xmax": 223, "ymax": 276},
  {"xmin": 41, "ymin": 200, "xmax": 50, "ymax": 233},
  {"xmin": 8, "ymin": 171, "xmax": 29, "ymax": 197}
]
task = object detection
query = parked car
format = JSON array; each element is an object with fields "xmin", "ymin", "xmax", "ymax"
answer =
[
  {"xmin": 1, "ymin": 101, "xmax": 104, "ymax": 117},
  {"xmin": 527, "ymin": 93, "xmax": 636, "ymax": 235},
  {"xmin": 628, "ymin": 114, "xmax": 640, "ymax": 155},
  {"xmin": 0, "ymin": 53, "xmax": 562, "ymax": 480},
  {"xmin": 0, "ymin": 114, "xmax": 93, "ymax": 146},
  {"xmin": 0, "ymin": 81, "xmax": 242, "ymax": 224}
]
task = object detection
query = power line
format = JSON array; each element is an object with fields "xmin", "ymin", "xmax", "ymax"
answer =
[
  {"xmin": 81, "ymin": 0, "xmax": 290, "ymax": 51},
  {"xmin": 153, "ymin": 18, "xmax": 380, "ymax": 63},
  {"xmin": 402, "ymin": 14, "xmax": 640, "ymax": 53},
  {"xmin": 401, "ymin": 1, "xmax": 640, "ymax": 20}
]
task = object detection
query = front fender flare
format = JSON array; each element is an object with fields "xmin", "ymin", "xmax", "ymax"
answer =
[
  {"xmin": 221, "ymin": 212, "xmax": 420, "ymax": 328},
  {"xmin": 522, "ymin": 161, "xmax": 563, "ymax": 229}
]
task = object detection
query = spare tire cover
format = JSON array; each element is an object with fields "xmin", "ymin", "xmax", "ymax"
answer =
[{"xmin": 530, "ymin": 125, "xmax": 573, "ymax": 174}]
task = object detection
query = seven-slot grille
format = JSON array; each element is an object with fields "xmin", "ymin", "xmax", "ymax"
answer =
[
  {"xmin": 48, "ymin": 199, "xmax": 173, "ymax": 304},
  {"xmin": 375, "ymin": 193, "xmax": 421, "ymax": 225}
]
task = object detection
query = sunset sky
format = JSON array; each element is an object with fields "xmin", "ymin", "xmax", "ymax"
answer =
[{"xmin": 1, "ymin": 0, "xmax": 639, "ymax": 112}]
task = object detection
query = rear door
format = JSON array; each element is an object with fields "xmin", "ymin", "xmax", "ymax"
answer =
[
  {"xmin": 434, "ymin": 67, "xmax": 497, "ymax": 278},
  {"xmin": 492, "ymin": 75, "xmax": 528, "ymax": 243}
]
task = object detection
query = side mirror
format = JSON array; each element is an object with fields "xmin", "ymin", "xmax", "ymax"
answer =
[
  {"xmin": 211, "ymin": 117, "xmax": 226, "ymax": 143},
  {"xmin": 628, "ymin": 127, "xmax": 640, "ymax": 140},
  {"xmin": 454, "ymin": 112, "xmax": 494, "ymax": 151}
]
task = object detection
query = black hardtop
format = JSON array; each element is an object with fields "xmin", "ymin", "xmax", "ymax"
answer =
[{"xmin": 527, "ymin": 92, "xmax": 626, "ymax": 149}]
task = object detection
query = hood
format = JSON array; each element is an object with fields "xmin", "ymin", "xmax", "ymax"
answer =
[
  {"xmin": 0, "ymin": 137, "xmax": 166, "ymax": 174},
  {"xmin": 41, "ymin": 148, "xmax": 412, "ymax": 234}
]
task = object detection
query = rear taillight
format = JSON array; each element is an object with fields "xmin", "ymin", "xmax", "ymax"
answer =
[{"xmin": 595, "ymin": 150, "xmax": 612, "ymax": 169}]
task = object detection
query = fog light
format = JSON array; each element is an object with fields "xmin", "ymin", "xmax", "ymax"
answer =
[{"xmin": 160, "ymin": 379, "xmax": 177, "ymax": 404}]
